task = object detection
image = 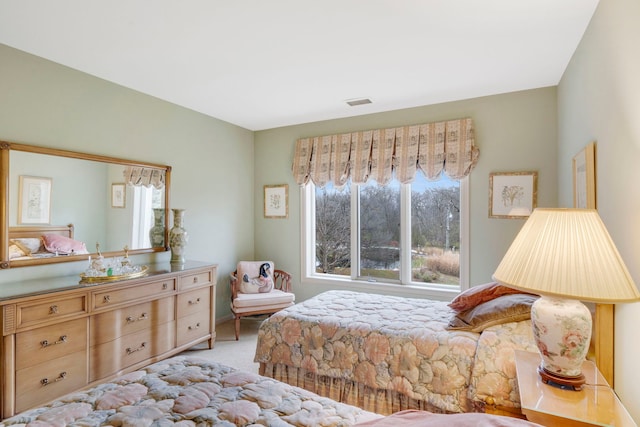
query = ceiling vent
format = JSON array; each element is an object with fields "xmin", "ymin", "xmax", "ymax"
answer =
[{"xmin": 345, "ymin": 98, "xmax": 372, "ymax": 107}]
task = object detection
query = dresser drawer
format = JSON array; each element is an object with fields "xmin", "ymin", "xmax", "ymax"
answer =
[
  {"xmin": 90, "ymin": 321, "xmax": 175, "ymax": 382},
  {"xmin": 92, "ymin": 279, "xmax": 176, "ymax": 310},
  {"xmin": 15, "ymin": 350, "xmax": 88, "ymax": 413},
  {"xmin": 176, "ymin": 310, "xmax": 211, "ymax": 347},
  {"xmin": 91, "ymin": 297, "xmax": 175, "ymax": 346},
  {"xmin": 16, "ymin": 318, "xmax": 88, "ymax": 370},
  {"xmin": 179, "ymin": 268, "xmax": 214, "ymax": 291},
  {"xmin": 16, "ymin": 295, "xmax": 87, "ymax": 330},
  {"xmin": 91, "ymin": 296, "xmax": 175, "ymax": 346},
  {"xmin": 176, "ymin": 287, "xmax": 211, "ymax": 319}
]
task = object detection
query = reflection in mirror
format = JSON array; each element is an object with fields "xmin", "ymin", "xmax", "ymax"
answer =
[{"xmin": 1, "ymin": 142, "xmax": 171, "ymax": 269}]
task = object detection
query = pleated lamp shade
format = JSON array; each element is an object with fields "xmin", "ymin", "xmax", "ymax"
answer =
[{"xmin": 493, "ymin": 208, "xmax": 640, "ymax": 302}]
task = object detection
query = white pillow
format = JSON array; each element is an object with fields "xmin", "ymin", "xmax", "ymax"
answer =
[
  {"xmin": 10, "ymin": 238, "xmax": 42, "ymax": 254},
  {"xmin": 9, "ymin": 243, "xmax": 26, "ymax": 259}
]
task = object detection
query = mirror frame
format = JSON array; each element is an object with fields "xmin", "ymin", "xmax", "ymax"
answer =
[{"xmin": 0, "ymin": 140, "xmax": 171, "ymax": 269}]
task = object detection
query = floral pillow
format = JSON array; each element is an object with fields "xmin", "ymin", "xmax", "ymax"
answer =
[
  {"xmin": 42, "ymin": 234, "xmax": 89, "ymax": 255},
  {"xmin": 447, "ymin": 281, "xmax": 530, "ymax": 312}
]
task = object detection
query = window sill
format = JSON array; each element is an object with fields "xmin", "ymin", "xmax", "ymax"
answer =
[{"xmin": 302, "ymin": 274, "xmax": 460, "ymax": 302}]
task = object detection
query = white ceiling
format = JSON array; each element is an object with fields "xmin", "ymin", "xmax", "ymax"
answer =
[{"xmin": 0, "ymin": 1, "xmax": 599, "ymax": 131}]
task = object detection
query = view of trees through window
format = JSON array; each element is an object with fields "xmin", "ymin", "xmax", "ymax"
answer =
[{"xmin": 315, "ymin": 173, "xmax": 460, "ymax": 286}]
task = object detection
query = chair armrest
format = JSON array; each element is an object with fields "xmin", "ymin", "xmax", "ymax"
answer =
[
  {"xmin": 273, "ymin": 269, "xmax": 292, "ymax": 293},
  {"xmin": 230, "ymin": 271, "xmax": 239, "ymax": 300}
]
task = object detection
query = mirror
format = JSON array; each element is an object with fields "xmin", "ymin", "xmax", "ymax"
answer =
[{"xmin": 0, "ymin": 141, "xmax": 171, "ymax": 269}]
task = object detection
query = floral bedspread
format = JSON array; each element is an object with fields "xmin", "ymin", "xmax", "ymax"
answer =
[
  {"xmin": 0, "ymin": 356, "xmax": 380, "ymax": 427},
  {"xmin": 255, "ymin": 290, "xmax": 536, "ymax": 413}
]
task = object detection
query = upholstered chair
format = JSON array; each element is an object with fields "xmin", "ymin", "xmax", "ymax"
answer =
[{"xmin": 229, "ymin": 261, "xmax": 295, "ymax": 340}]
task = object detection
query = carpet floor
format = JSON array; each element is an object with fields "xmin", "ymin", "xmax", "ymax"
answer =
[{"xmin": 179, "ymin": 316, "xmax": 263, "ymax": 373}]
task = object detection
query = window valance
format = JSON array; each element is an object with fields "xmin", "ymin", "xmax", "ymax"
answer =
[
  {"xmin": 123, "ymin": 166, "xmax": 166, "ymax": 189},
  {"xmin": 292, "ymin": 118, "xmax": 479, "ymax": 187}
]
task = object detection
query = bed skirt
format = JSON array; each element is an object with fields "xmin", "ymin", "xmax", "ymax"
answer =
[{"xmin": 260, "ymin": 362, "xmax": 482, "ymax": 416}]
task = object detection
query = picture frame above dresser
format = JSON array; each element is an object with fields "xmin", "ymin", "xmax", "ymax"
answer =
[{"xmin": 0, "ymin": 141, "xmax": 172, "ymax": 269}]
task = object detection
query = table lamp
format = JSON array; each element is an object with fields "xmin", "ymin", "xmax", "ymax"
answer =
[{"xmin": 493, "ymin": 208, "xmax": 640, "ymax": 389}]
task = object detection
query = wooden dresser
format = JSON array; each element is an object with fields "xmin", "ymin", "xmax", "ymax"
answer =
[{"xmin": 0, "ymin": 260, "xmax": 217, "ymax": 419}]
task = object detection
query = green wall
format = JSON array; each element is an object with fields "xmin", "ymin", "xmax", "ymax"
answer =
[
  {"xmin": 0, "ymin": 43, "xmax": 560, "ymax": 320},
  {"xmin": 557, "ymin": 0, "xmax": 640, "ymax": 419},
  {"xmin": 254, "ymin": 87, "xmax": 559, "ymax": 302},
  {"xmin": 0, "ymin": 43, "xmax": 255, "ymax": 318}
]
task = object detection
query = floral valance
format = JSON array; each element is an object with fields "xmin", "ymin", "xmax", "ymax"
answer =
[
  {"xmin": 292, "ymin": 117, "xmax": 479, "ymax": 187},
  {"xmin": 123, "ymin": 166, "xmax": 165, "ymax": 189}
]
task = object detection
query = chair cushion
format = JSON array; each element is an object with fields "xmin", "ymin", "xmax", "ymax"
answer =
[
  {"xmin": 232, "ymin": 289, "xmax": 295, "ymax": 312},
  {"xmin": 236, "ymin": 261, "xmax": 275, "ymax": 294}
]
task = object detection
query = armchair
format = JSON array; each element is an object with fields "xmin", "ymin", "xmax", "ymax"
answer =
[{"xmin": 230, "ymin": 261, "xmax": 295, "ymax": 340}]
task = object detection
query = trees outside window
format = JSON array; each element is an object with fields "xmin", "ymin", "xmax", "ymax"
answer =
[{"xmin": 312, "ymin": 172, "xmax": 465, "ymax": 288}]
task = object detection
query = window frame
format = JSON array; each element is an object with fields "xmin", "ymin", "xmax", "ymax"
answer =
[{"xmin": 300, "ymin": 176, "xmax": 470, "ymax": 300}]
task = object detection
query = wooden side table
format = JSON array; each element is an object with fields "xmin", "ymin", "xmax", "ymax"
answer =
[{"xmin": 514, "ymin": 350, "xmax": 636, "ymax": 427}]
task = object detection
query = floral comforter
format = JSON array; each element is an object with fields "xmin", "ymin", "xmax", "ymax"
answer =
[
  {"xmin": 0, "ymin": 356, "xmax": 380, "ymax": 427},
  {"xmin": 255, "ymin": 290, "xmax": 536, "ymax": 413}
]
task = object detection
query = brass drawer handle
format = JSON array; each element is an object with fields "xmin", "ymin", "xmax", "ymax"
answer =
[
  {"xmin": 41, "ymin": 335, "xmax": 68, "ymax": 348},
  {"xmin": 103, "ymin": 295, "xmax": 111, "ymax": 303},
  {"xmin": 126, "ymin": 313, "xmax": 149, "ymax": 323},
  {"xmin": 162, "ymin": 283, "xmax": 168, "ymax": 290},
  {"xmin": 41, "ymin": 371, "xmax": 67, "ymax": 386},
  {"xmin": 192, "ymin": 277, "xmax": 199, "ymax": 284},
  {"xmin": 126, "ymin": 342, "xmax": 147, "ymax": 355},
  {"xmin": 49, "ymin": 305, "xmax": 58, "ymax": 314},
  {"xmin": 188, "ymin": 322, "xmax": 201, "ymax": 330},
  {"xmin": 188, "ymin": 298, "xmax": 201, "ymax": 305}
]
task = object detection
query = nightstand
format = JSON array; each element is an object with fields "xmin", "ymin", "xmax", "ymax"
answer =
[{"xmin": 514, "ymin": 350, "xmax": 636, "ymax": 427}]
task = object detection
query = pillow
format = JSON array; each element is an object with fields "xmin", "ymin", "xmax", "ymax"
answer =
[
  {"xmin": 10, "ymin": 237, "xmax": 42, "ymax": 254},
  {"xmin": 236, "ymin": 261, "xmax": 274, "ymax": 294},
  {"xmin": 447, "ymin": 282, "xmax": 528, "ymax": 312},
  {"xmin": 41, "ymin": 234, "xmax": 89, "ymax": 255},
  {"xmin": 8, "ymin": 243, "xmax": 27, "ymax": 259},
  {"xmin": 446, "ymin": 293, "xmax": 538, "ymax": 333}
]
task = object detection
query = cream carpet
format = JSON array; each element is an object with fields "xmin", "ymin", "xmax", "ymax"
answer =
[{"xmin": 179, "ymin": 317, "xmax": 263, "ymax": 373}]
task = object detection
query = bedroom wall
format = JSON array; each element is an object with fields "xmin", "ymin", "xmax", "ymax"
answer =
[
  {"xmin": 254, "ymin": 87, "xmax": 559, "ymax": 303},
  {"xmin": 0, "ymin": 44, "xmax": 255, "ymax": 318},
  {"xmin": 557, "ymin": 0, "xmax": 640, "ymax": 419}
]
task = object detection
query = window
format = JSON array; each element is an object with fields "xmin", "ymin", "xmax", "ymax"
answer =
[
  {"xmin": 131, "ymin": 185, "xmax": 164, "ymax": 248},
  {"xmin": 304, "ymin": 172, "xmax": 468, "ymax": 293}
]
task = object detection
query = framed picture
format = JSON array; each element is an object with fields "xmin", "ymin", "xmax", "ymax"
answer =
[
  {"xmin": 18, "ymin": 175, "xmax": 52, "ymax": 224},
  {"xmin": 264, "ymin": 184, "xmax": 288, "ymax": 218},
  {"xmin": 111, "ymin": 183, "xmax": 126, "ymax": 208},
  {"xmin": 489, "ymin": 171, "xmax": 538, "ymax": 219},
  {"xmin": 572, "ymin": 142, "xmax": 596, "ymax": 209}
]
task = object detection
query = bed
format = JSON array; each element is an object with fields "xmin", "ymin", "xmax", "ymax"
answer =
[
  {"xmin": 254, "ymin": 288, "xmax": 541, "ymax": 416},
  {"xmin": 7, "ymin": 223, "xmax": 88, "ymax": 263},
  {"xmin": 0, "ymin": 355, "xmax": 544, "ymax": 427}
]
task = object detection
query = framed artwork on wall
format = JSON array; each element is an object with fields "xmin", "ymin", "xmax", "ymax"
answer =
[
  {"xmin": 573, "ymin": 142, "xmax": 612, "ymax": 385},
  {"xmin": 572, "ymin": 142, "xmax": 596, "ymax": 209},
  {"xmin": 489, "ymin": 171, "xmax": 538, "ymax": 219},
  {"xmin": 264, "ymin": 184, "xmax": 288, "ymax": 218},
  {"xmin": 18, "ymin": 175, "xmax": 52, "ymax": 224},
  {"xmin": 111, "ymin": 183, "xmax": 126, "ymax": 208}
]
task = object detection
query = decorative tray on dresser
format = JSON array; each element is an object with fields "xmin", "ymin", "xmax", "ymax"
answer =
[{"xmin": 0, "ymin": 260, "xmax": 217, "ymax": 419}]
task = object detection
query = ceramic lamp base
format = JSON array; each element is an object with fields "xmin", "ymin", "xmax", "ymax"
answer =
[{"xmin": 531, "ymin": 296, "xmax": 592, "ymax": 388}]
